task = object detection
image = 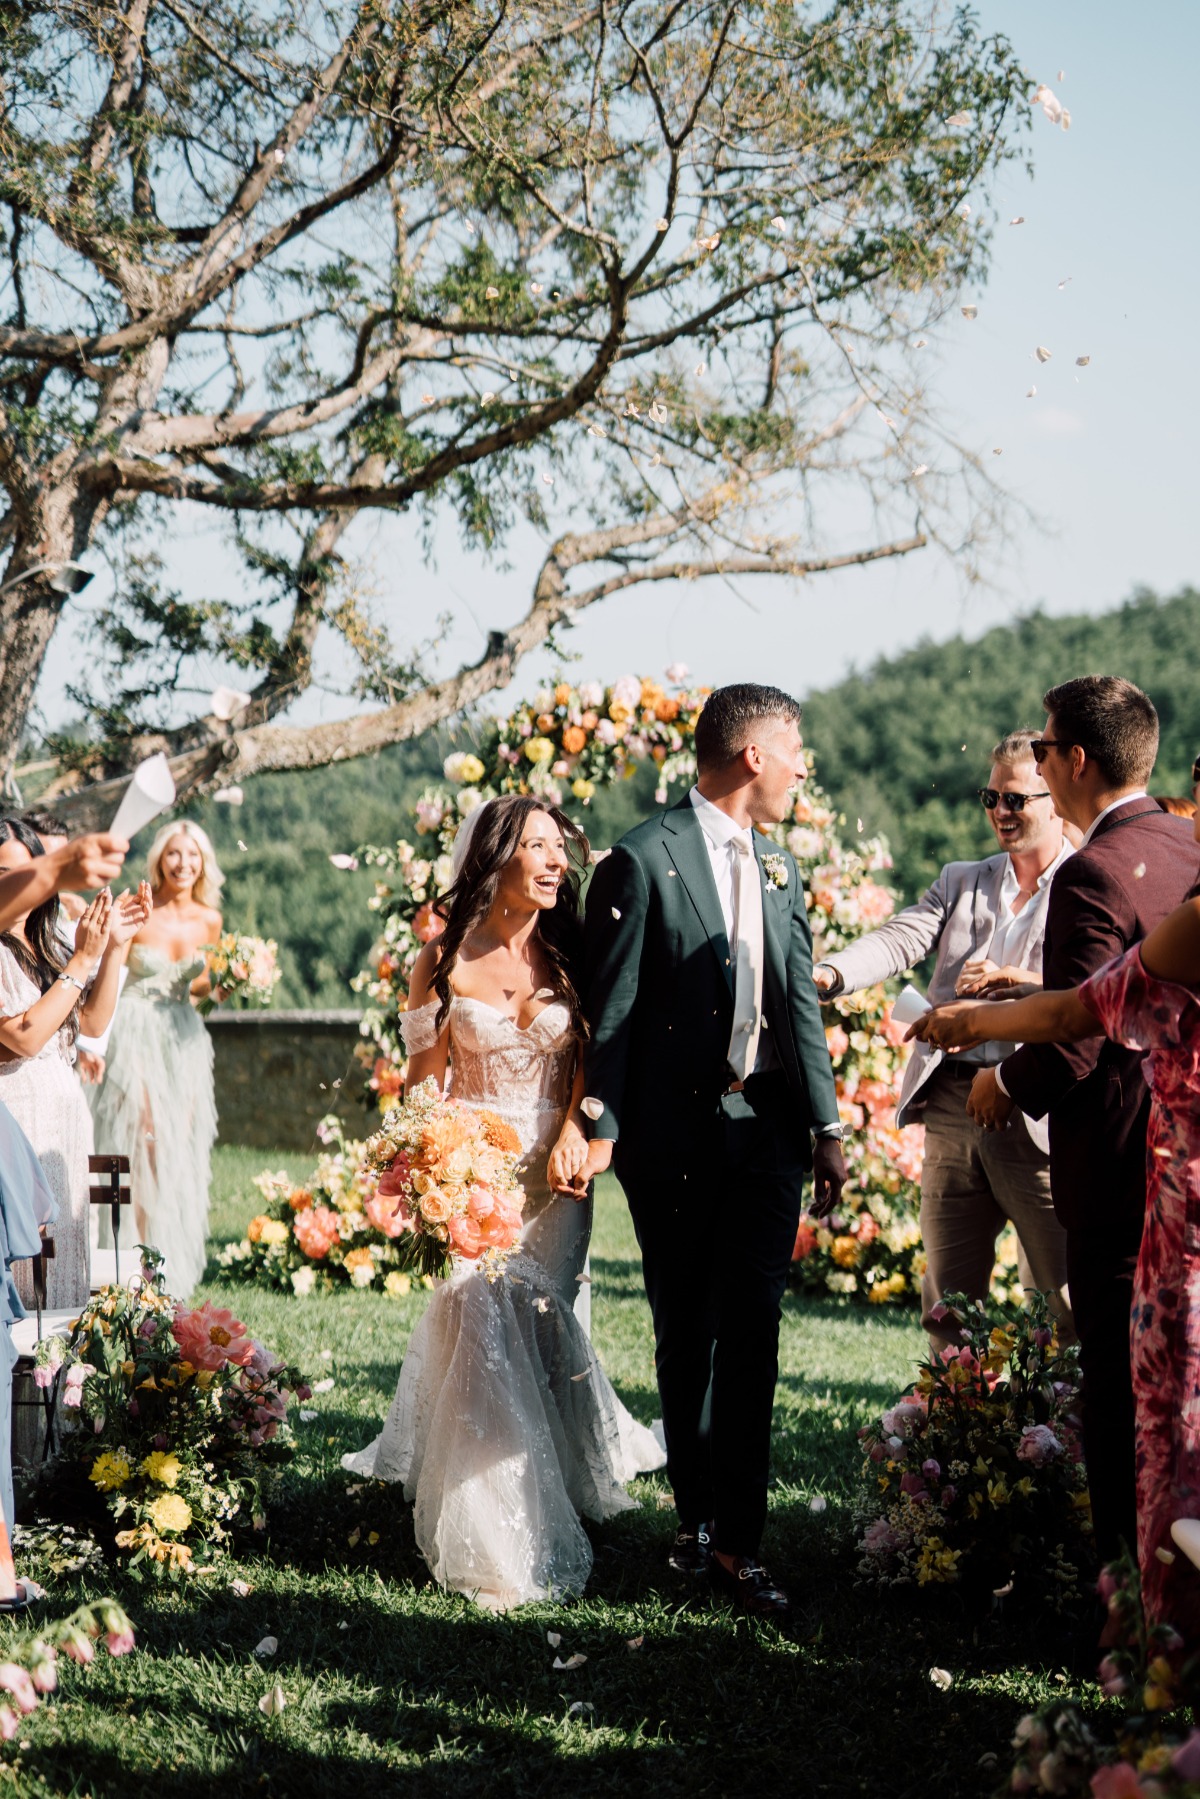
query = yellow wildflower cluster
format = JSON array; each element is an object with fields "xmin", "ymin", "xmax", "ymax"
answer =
[
  {"xmin": 89, "ymin": 1452, "xmax": 132, "ymax": 1492},
  {"xmin": 140, "ymin": 1451, "xmax": 182, "ymax": 1488},
  {"xmin": 915, "ymin": 1538, "xmax": 962, "ymax": 1585}
]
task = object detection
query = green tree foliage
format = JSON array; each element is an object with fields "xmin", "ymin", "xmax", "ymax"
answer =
[
  {"xmin": 803, "ymin": 585, "xmax": 1200, "ymax": 901},
  {"xmin": 0, "ymin": 0, "xmax": 1031, "ymax": 821}
]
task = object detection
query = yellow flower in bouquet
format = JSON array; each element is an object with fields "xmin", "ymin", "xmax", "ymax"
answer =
[
  {"xmin": 148, "ymin": 1493, "xmax": 193, "ymax": 1535},
  {"xmin": 90, "ymin": 1452, "xmax": 132, "ymax": 1492},
  {"xmin": 201, "ymin": 933, "xmax": 282, "ymax": 1013},
  {"xmin": 141, "ymin": 1451, "xmax": 182, "ymax": 1488}
]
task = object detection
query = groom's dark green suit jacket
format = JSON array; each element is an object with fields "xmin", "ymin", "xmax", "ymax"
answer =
[{"xmin": 583, "ymin": 798, "xmax": 839, "ymax": 1178}]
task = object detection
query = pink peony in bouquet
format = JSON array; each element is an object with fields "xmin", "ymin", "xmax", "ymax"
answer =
[
  {"xmin": 199, "ymin": 932, "xmax": 282, "ymax": 1014},
  {"xmin": 363, "ymin": 1078, "xmax": 526, "ymax": 1279}
]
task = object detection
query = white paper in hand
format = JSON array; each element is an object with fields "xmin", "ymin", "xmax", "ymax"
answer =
[
  {"xmin": 109, "ymin": 753, "xmax": 176, "ymax": 841},
  {"xmin": 890, "ymin": 984, "xmax": 930, "ymax": 1028}
]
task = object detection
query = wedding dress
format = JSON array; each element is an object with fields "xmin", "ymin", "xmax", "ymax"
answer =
[
  {"xmin": 342, "ymin": 995, "xmax": 665, "ymax": 1609},
  {"xmin": 88, "ymin": 944, "xmax": 217, "ymax": 1298}
]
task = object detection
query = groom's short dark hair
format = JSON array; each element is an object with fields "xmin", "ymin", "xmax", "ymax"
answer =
[{"xmin": 694, "ymin": 683, "xmax": 802, "ymax": 772}]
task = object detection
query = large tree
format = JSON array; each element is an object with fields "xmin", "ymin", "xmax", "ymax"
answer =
[{"xmin": 0, "ymin": 0, "xmax": 1029, "ymax": 820}]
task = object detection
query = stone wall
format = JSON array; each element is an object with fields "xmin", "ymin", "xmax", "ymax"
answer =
[{"xmin": 206, "ymin": 1009, "xmax": 367, "ymax": 1150}]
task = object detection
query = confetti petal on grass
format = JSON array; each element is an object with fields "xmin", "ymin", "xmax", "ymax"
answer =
[
  {"xmin": 312, "ymin": 1378, "xmax": 334, "ymax": 1393},
  {"xmin": 210, "ymin": 685, "xmax": 252, "ymax": 721},
  {"xmin": 320, "ymin": 1349, "xmax": 332, "ymax": 1360},
  {"xmin": 809, "ymin": 1495, "xmax": 827, "ymax": 1513},
  {"xmin": 485, "ymin": 286, "xmax": 500, "ymax": 299},
  {"xmin": 299, "ymin": 1409, "xmax": 318, "ymax": 1422},
  {"xmin": 329, "ymin": 853, "xmax": 359, "ymax": 871},
  {"xmin": 553, "ymin": 1653, "xmax": 588, "ymax": 1670},
  {"xmin": 946, "ymin": 111, "xmax": 972, "ymax": 127},
  {"xmin": 626, "ymin": 1636, "xmax": 644, "ymax": 1650},
  {"xmin": 655, "ymin": 1493, "xmax": 675, "ymax": 1510},
  {"xmin": 254, "ymin": 1637, "xmax": 278, "ymax": 1658},
  {"xmin": 579, "ymin": 1097, "xmax": 604, "ymax": 1121},
  {"xmin": 1076, "ymin": 355, "xmax": 1091, "ymax": 367},
  {"xmin": 213, "ymin": 786, "xmax": 243, "ymax": 805},
  {"xmin": 259, "ymin": 1684, "xmax": 286, "ymax": 1716},
  {"xmin": 567, "ymin": 1701, "xmax": 595, "ymax": 1716},
  {"xmin": 1035, "ymin": 346, "xmax": 1052, "ymax": 363},
  {"xmin": 338, "ymin": 1621, "xmax": 349, "ymax": 1631},
  {"xmin": 961, "ymin": 305, "xmax": 978, "ymax": 320},
  {"xmin": 546, "ymin": 1631, "xmax": 561, "ymax": 1647},
  {"xmin": 229, "ymin": 1579, "xmax": 252, "ymax": 1598},
  {"xmin": 929, "ymin": 1668, "xmax": 953, "ymax": 1691}
]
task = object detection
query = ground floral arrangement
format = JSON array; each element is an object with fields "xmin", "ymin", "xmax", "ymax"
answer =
[
  {"xmin": 854, "ymin": 1291, "xmax": 1091, "ymax": 1606},
  {"xmin": 1005, "ymin": 1555, "xmax": 1200, "ymax": 1795},
  {"xmin": 35, "ymin": 1253, "xmax": 309, "ymax": 1575}
]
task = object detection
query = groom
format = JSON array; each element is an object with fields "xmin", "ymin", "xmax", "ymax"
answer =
[{"xmin": 580, "ymin": 683, "xmax": 846, "ymax": 1618}]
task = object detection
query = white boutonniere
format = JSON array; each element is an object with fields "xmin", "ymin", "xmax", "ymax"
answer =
[{"xmin": 762, "ymin": 853, "xmax": 789, "ymax": 890}]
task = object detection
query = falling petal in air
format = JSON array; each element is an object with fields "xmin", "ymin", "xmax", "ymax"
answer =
[
  {"xmin": 908, "ymin": 465, "xmax": 929, "ymax": 479},
  {"xmin": 1026, "ymin": 387, "xmax": 1037, "ymax": 399},
  {"xmin": 1076, "ymin": 356, "xmax": 1091, "ymax": 367},
  {"xmin": 992, "ymin": 448, "xmax": 1003, "ymax": 456},
  {"xmin": 210, "ymin": 685, "xmax": 252, "ymax": 721},
  {"xmin": 481, "ymin": 392, "xmax": 495, "ymax": 403},
  {"xmin": 259, "ymin": 1685, "xmax": 286, "ymax": 1717},
  {"xmin": 1009, "ymin": 216, "xmax": 1025, "ymax": 227},
  {"xmin": 541, "ymin": 472, "xmax": 554, "ymax": 485},
  {"xmin": 694, "ymin": 362, "xmax": 707, "ymax": 377},
  {"xmin": 961, "ymin": 305, "xmax": 978, "ymax": 321},
  {"xmin": 213, "ymin": 786, "xmax": 243, "ymax": 805},
  {"xmin": 328, "ymin": 854, "xmax": 359, "ymax": 871},
  {"xmin": 1035, "ymin": 346, "xmax": 1052, "ymax": 363},
  {"xmin": 946, "ymin": 111, "xmax": 972, "ymax": 127},
  {"xmin": 485, "ymin": 285, "xmax": 500, "ymax": 299},
  {"xmin": 655, "ymin": 217, "xmax": 669, "ymax": 232},
  {"xmin": 913, "ymin": 338, "xmax": 927, "ymax": 349}
]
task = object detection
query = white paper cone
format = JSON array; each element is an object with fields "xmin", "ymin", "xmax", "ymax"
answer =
[
  {"xmin": 890, "ymin": 983, "xmax": 931, "ymax": 1027},
  {"xmin": 109, "ymin": 753, "xmax": 176, "ymax": 841}
]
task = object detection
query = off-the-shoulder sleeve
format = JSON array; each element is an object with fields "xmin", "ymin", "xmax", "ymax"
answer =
[
  {"xmin": 1079, "ymin": 944, "xmax": 1182, "ymax": 1054},
  {"xmin": 399, "ymin": 999, "xmax": 444, "ymax": 1055}
]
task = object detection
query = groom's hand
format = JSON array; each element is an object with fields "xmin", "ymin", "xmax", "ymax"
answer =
[{"xmin": 809, "ymin": 1136, "xmax": 846, "ymax": 1219}]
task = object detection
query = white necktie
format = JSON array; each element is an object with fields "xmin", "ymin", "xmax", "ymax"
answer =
[{"xmin": 728, "ymin": 834, "xmax": 763, "ymax": 1079}]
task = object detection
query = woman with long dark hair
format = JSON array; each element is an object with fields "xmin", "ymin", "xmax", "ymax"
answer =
[
  {"xmin": 344, "ymin": 794, "xmax": 664, "ymax": 1608},
  {"xmin": 0, "ymin": 819, "xmax": 146, "ymax": 1306}
]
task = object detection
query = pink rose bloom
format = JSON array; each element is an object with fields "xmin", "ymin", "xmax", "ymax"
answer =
[
  {"xmin": 1090, "ymin": 1765, "xmax": 1143, "ymax": 1799},
  {"xmin": 1171, "ymin": 1732, "xmax": 1200, "ymax": 1781},
  {"xmin": 447, "ymin": 1214, "xmax": 485, "ymax": 1259},
  {"xmin": 365, "ymin": 1191, "xmax": 411, "ymax": 1238},
  {"xmin": 173, "ymin": 1301, "xmax": 257, "ymax": 1371},
  {"xmin": 466, "ymin": 1184, "xmax": 497, "ymax": 1222},
  {"xmin": 1016, "ymin": 1425, "xmax": 1063, "ymax": 1466},
  {"xmin": 376, "ymin": 1153, "xmax": 412, "ymax": 1199},
  {"xmin": 860, "ymin": 1518, "xmax": 902, "ymax": 1555},
  {"xmin": 293, "ymin": 1205, "xmax": 341, "ymax": 1260},
  {"xmin": 856, "ymin": 1214, "xmax": 879, "ymax": 1247}
]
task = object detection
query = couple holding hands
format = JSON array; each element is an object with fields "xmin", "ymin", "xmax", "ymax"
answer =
[{"xmin": 345, "ymin": 683, "xmax": 846, "ymax": 1618}]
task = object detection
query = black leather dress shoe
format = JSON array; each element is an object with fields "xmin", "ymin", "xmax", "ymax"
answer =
[
  {"xmin": 710, "ymin": 1555, "xmax": 792, "ymax": 1619},
  {"xmin": 668, "ymin": 1522, "xmax": 713, "ymax": 1576}
]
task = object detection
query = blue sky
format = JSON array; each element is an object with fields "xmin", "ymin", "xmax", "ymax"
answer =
[{"xmin": 36, "ymin": 0, "xmax": 1199, "ymax": 730}]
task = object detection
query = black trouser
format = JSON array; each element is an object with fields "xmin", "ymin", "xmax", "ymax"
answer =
[
  {"xmin": 617, "ymin": 1072, "xmax": 809, "ymax": 1558},
  {"xmin": 1066, "ymin": 1220, "xmax": 1143, "ymax": 1565}
]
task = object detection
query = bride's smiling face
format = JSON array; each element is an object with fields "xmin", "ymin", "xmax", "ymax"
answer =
[
  {"xmin": 158, "ymin": 833, "xmax": 204, "ymax": 894},
  {"xmin": 497, "ymin": 810, "xmax": 569, "ymax": 913}
]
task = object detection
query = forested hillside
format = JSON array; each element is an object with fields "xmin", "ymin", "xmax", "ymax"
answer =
[
  {"xmin": 801, "ymin": 585, "xmax": 1200, "ymax": 899},
  {"xmin": 107, "ymin": 585, "xmax": 1200, "ymax": 1007}
]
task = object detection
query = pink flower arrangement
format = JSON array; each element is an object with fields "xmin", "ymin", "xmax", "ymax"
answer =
[
  {"xmin": 173, "ymin": 1301, "xmax": 257, "ymax": 1371},
  {"xmin": 365, "ymin": 1189, "xmax": 412, "ymax": 1238},
  {"xmin": 1016, "ymin": 1423, "xmax": 1064, "ymax": 1465},
  {"xmin": 293, "ymin": 1204, "xmax": 341, "ymax": 1260}
]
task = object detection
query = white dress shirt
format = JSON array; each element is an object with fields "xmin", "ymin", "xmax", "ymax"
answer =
[
  {"xmin": 987, "ymin": 842, "xmax": 1073, "ymax": 974},
  {"xmin": 688, "ymin": 788, "xmax": 779, "ymax": 1075}
]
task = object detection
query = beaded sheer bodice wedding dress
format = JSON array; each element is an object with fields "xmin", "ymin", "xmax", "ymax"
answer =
[{"xmin": 342, "ymin": 995, "xmax": 664, "ymax": 1609}]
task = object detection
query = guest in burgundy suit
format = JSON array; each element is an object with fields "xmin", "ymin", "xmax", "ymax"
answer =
[{"xmin": 965, "ymin": 676, "xmax": 1200, "ymax": 1562}]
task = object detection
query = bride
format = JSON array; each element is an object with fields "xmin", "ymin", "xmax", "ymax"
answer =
[{"xmin": 343, "ymin": 793, "xmax": 664, "ymax": 1608}]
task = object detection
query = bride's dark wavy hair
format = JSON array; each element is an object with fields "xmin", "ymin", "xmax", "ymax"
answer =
[
  {"xmin": 0, "ymin": 817, "xmax": 76, "ymax": 1043},
  {"xmin": 431, "ymin": 795, "xmax": 590, "ymax": 1033}
]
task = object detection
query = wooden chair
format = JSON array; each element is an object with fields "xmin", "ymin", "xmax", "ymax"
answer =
[{"xmin": 88, "ymin": 1153, "xmax": 131, "ymax": 1289}]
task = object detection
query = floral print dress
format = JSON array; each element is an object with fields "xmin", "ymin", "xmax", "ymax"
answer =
[{"xmin": 1080, "ymin": 944, "xmax": 1200, "ymax": 1631}]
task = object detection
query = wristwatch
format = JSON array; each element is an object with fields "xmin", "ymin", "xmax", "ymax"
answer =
[{"xmin": 812, "ymin": 1122, "xmax": 847, "ymax": 1142}]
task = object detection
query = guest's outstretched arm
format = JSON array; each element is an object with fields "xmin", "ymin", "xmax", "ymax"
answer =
[{"xmin": 908, "ymin": 986, "xmax": 1102, "ymax": 1052}]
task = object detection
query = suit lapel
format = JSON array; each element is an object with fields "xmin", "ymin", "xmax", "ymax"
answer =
[
  {"xmin": 662, "ymin": 802, "xmax": 734, "ymax": 994},
  {"xmin": 975, "ymin": 854, "xmax": 1007, "ymax": 956}
]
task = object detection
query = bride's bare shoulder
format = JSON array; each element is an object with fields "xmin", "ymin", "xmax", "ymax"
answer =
[{"xmin": 407, "ymin": 939, "xmax": 445, "ymax": 1011}]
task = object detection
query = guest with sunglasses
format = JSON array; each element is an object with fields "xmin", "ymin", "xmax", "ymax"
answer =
[
  {"xmin": 814, "ymin": 731, "xmax": 1072, "ymax": 1344},
  {"xmin": 966, "ymin": 677, "xmax": 1200, "ymax": 1571}
]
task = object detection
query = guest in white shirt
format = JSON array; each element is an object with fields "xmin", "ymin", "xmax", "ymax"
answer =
[{"xmin": 814, "ymin": 732, "xmax": 1073, "ymax": 1342}]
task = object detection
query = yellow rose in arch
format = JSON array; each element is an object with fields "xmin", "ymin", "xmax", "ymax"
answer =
[
  {"xmin": 148, "ymin": 1493, "xmax": 193, "ymax": 1535},
  {"xmin": 523, "ymin": 736, "xmax": 555, "ymax": 765}
]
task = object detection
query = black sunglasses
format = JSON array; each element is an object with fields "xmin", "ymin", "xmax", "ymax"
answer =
[
  {"xmin": 1030, "ymin": 739, "xmax": 1071, "ymax": 766},
  {"xmin": 978, "ymin": 789, "xmax": 1053, "ymax": 813},
  {"xmin": 1192, "ymin": 756, "xmax": 1200, "ymax": 786}
]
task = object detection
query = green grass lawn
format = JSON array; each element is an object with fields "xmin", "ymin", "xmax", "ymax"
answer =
[{"xmin": 1, "ymin": 1148, "xmax": 1105, "ymax": 1798}]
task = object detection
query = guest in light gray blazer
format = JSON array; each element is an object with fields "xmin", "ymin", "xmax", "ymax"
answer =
[{"xmin": 815, "ymin": 732, "xmax": 1074, "ymax": 1341}]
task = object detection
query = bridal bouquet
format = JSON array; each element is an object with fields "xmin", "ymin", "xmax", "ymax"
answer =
[
  {"xmin": 362, "ymin": 1078, "xmax": 526, "ymax": 1279},
  {"xmin": 199, "ymin": 932, "xmax": 282, "ymax": 1013}
]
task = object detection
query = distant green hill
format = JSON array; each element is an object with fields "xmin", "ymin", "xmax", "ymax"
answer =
[
  {"xmin": 139, "ymin": 583, "xmax": 1199, "ymax": 1006},
  {"xmin": 801, "ymin": 585, "xmax": 1200, "ymax": 901}
]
